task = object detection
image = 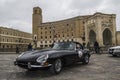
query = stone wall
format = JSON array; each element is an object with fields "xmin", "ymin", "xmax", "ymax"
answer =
[
  {"xmin": 0, "ymin": 27, "xmax": 32, "ymax": 53},
  {"xmin": 32, "ymin": 7, "xmax": 117, "ymax": 48},
  {"xmin": 117, "ymin": 31, "xmax": 120, "ymax": 45}
]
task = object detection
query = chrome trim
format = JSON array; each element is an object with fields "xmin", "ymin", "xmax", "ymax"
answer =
[
  {"xmin": 14, "ymin": 61, "xmax": 52, "ymax": 68},
  {"xmin": 30, "ymin": 64, "xmax": 52, "ymax": 68}
]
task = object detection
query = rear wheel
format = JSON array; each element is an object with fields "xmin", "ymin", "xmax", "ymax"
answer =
[
  {"xmin": 50, "ymin": 59, "xmax": 62, "ymax": 74},
  {"xmin": 82, "ymin": 55, "xmax": 89, "ymax": 64}
]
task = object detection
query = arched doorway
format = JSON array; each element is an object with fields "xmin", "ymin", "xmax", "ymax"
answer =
[
  {"xmin": 103, "ymin": 28, "xmax": 112, "ymax": 45},
  {"xmin": 89, "ymin": 30, "xmax": 96, "ymax": 45}
]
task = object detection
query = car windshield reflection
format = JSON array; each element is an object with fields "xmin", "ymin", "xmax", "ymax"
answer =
[{"xmin": 52, "ymin": 42, "xmax": 75, "ymax": 50}]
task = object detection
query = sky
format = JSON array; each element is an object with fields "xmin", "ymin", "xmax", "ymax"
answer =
[{"xmin": 0, "ymin": 0, "xmax": 120, "ymax": 33}]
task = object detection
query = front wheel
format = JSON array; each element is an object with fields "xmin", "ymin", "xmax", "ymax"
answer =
[
  {"xmin": 50, "ymin": 59, "xmax": 62, "ymax": 74},
  {"xmin": 112, "ymin": 54, "xmax": 117, "ymax": 57},
  {"xmin": 82, "ymin": 55, "xmax": 90, "ymax": 64}
]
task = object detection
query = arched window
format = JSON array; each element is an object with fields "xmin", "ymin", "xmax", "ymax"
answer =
[{"xmin": 89, "ymin": 30, "xmax": 96, "ymax": 45}]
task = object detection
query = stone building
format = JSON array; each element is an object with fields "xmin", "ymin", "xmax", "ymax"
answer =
[
  {"xmin": 0, "ymin": 27, "xmax": 32, "ymax": 52},
  {"xmin": 117, "ymin": 31, "xmax": 120, "ymax": 45},
  {"xmin": 32, "ymin": 7, "xmax": 117, "ymax": 48}
]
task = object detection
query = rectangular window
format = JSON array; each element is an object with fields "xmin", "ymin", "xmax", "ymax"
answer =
[
  {"xmin": 40, "ymin": 45, "xmax": 43, "ymax": 48},
  {"xmin": 41, "ymin": 36, "xmax": 43, "ymax": 39}
]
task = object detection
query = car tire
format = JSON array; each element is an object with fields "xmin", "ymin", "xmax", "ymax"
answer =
[
  {"xmin": 27, "ymin": 69, "xmax": 34, "ymax": 71},
  {"xmin": 50, "ymin": 58, "xmax": 62, "ymax": 74},
  {"xmin": 82, "ymin": 55, "xmax": 89, "ymax": 64},
  {"xmin": 112, "ymin": 54, "xmax": 117, "ymax": 57}
]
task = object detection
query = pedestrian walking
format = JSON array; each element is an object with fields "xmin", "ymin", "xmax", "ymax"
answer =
[
  {"xmin": 27, "ymin": 43, "xmax": 32, "ymax": 51},
  {"xmin": 16, "ymin": 46, "xmax": 19, "ymax": 53},
  {"xmin": 94, "ymin": 41, "xmax": 100, "ymax": 54}
]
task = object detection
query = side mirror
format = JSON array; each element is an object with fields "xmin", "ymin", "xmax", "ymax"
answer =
[
  {"xmin": 75, "ymin": 47, "xmax": 77, "ymax": 51},
  {"xmin": 75, "ymin": 48, "xmax": 79, "ymax": 52}
]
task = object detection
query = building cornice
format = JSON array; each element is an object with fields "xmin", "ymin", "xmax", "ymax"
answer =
[
  {"xmin": 0, "ymin": 34, "xmax": 32, "ymax": 40},
  {"xmin": 0, "ymin": 26, "xmax": 32, "ymax": 35},
  {"xmin": 0, "ymin": 42, "xmax": 29, "ymax": 45}
]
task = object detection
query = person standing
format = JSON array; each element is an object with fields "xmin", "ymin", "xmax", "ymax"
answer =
[
  {"xmin": 94, "ymin": 41, "xmax": 99, "ymax": 54},
  {"xmin": 27, "ymin": 43, "xmax": 32, "ymax": 51},
  {"xmin": 16, "ymin": 46, "xmax": 19, "ymax": 53}
]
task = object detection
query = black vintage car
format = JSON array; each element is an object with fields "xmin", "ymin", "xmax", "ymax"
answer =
[{"xmin": 14, "ymin": 42, "xmax": 91, "ymax": 74}]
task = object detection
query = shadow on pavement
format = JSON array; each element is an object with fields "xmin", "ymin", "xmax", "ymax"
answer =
[
  {"xmin": 12, "ymin": 62, "xmax": 90, "ymax": 79},
  {"xmin": 108, "ymin": 55, "xmax": 120, "ymax": 58}
]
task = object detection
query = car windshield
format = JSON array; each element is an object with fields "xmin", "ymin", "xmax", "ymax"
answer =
[{"xmin": 52, "ymin": 42, "xmax": 75, "ymax": 50}]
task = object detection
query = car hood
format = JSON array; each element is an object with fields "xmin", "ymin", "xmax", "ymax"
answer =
[
  {"xmin": 109, "ymin": 46, "xmax": 120, "ymax": 49},
  {"xmin": 16, "ymin": 48, "xmax": 74, "ymax": 62}
]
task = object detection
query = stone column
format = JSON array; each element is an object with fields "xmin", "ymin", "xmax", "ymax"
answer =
[
  {"xmin": 111, "ymin": 14, "xmax": 117, "ymax": 46},
  {"xmin": 96, "ymin": 15, "xmax": 104, "ymax": 47},
  {"xmin": 75, "ymin": 19, "xmax": 80, "ymax": 42},
  {"xmin": 85, "ymin": 20, "xmax": 89, "ymax": 46}
]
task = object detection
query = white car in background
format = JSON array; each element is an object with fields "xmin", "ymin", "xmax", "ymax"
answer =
[{"xmin": 108, "ymin": 46, "xmax": 120, "ymax": 56}]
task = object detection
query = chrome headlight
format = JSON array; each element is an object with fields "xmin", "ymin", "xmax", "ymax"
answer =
[
  {"xmin": 115, "ymin": 48, "xmax": 120, "ymax": 50},
  {"xmin": 36, "ymin": 54, "xmax": 48, "ymax": 63}
]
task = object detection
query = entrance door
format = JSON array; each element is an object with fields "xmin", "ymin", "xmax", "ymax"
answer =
[
  {"xmin": 89, "ymin": 30, "xmax": 96, "ymax": 45},
  {"xmin": 103, "ymin": 28, "xmax": 112, "ymax": 45}
]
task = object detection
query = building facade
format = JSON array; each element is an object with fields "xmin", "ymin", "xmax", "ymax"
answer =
[
  {"xmin": 32, "ymin": 7, "xmax": 117, "ymax": 48},
  {"xmin": 117, "ymin": 31, "xmax": 120, "ymax": 45},
  {"xmin": 0, "ymin": 27, "xmax": 32, "ymax": 52}
]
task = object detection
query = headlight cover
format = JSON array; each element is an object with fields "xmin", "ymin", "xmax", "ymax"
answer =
[{"xmin": 36, "ymin": 54, "xmax": 48, "ymax": 64}]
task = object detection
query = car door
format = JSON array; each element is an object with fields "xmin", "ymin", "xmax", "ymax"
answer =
[
  {"xmin": 65, "ymin": 43, "xmax": 83, "ymax": 64},
  {"xmin": 62, "ymin": 42, "xmax": 78, "ymax": 64},
  {"xmin": 75, "ymin": 43, "xmax": 84, "ymax": 60}
]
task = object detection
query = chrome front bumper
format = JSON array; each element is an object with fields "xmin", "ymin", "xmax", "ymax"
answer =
[
  {"xmin": 14, "ymin": 61, "xmax": 52, "ymax": 69},
  {"xmin": 28, "ymin": 63, "xmax": 52, "ymax": 69}
]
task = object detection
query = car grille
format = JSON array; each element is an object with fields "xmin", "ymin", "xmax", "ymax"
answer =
[
  {"xmin": 17, "ymin": 61, "xmax": 28, "ymax": 65},
  {"xmin": 109, "ymin": 49, "xmax": 114, "ymax": 53},
  {"xmin": 17, "ymin": 61, "xmax": 40, "ymax": 66}
]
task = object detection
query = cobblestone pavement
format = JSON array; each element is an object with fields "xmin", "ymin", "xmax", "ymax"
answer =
[{"xmin": 0, "ymin": 53, "xmax": 120, "ymax": 80}]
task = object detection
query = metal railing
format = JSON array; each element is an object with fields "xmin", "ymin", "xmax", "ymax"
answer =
[
  {"xmin": 88, "ymin": 46, "xmax": 110, "ymax": 54},
  {"xmin": 0, "ymin": 48, "xmax": 28, "ymax": 53},
  {"xmin": 0, "ymin": 46, "xmax": 111, "ymax": 54}
]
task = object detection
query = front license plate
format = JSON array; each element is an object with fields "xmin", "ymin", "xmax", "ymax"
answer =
[{"xmin": 28, "ymin": 62, "xmax": 31, "ymax": 69}]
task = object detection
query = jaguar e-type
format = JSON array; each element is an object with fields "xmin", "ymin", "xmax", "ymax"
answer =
[{"xmin": 14, "ymin": 42, "xmax": 91, "ymax": 74}]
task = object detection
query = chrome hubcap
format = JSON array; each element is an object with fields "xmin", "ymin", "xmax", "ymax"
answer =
[
  {"xmin": 55, "ymin": 59, "xmax": 62, "ymax": 72},
  {"xmin": 85, "ymin": 55, "xmax": 89, "ymax": 63}
]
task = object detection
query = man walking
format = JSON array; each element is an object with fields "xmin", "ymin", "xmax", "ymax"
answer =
[
  {"xmin": 94, "ymin": 41, "xmax": 99, "ymax": 54},
  {"xmin": 27, "ymin": 43, "xmax": 32, "ymax": 51},
  {"xmin": 16, "ymin": 46, "xmax": 19, "ymax": 53}
]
